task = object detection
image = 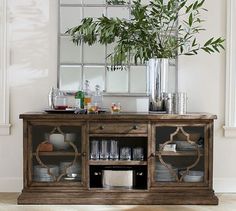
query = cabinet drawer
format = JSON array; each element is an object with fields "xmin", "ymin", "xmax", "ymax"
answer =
[{"xmin": 89, "ymin": 123, "xmax": 148, "ymax": 134}]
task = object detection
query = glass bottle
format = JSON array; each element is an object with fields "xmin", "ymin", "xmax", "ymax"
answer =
[
  {"xmin": 48, "ymin": 87, "xmax": 55, "ymax": 109},
  {"xmin": 83, "ymin": 80, "xmax": 92, "ymax": 109},
  {"xmin": 92, "ymin": 85, "xmax": 103, "ymax": 109},
  {"xmin": 75, "ymin": 88, "xmax": 84, "ymax": 109}
]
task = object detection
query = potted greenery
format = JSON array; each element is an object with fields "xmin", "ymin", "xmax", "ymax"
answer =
[
  {"xmin": 66, "ymin": 0, "xmax": 224, "ymax": 110},
  {"xmin": 66, "ymin": 0, "xmax": 224, "ymax": 63}
]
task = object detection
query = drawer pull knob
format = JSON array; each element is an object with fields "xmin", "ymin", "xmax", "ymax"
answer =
[
  {"xmin": 82, "ymin": 152, "xmax": 86, "ymax": 157},
  {"xmin": 150, "ymin": 153, "xmax": 155, "ymax": 158},
  {"xmin": 99, "ymin": 125, "xmax": 104, "ymax": 130},
  {"xmin": 133, "ymin": 125, "xmax": 138, "ymax": 130}
]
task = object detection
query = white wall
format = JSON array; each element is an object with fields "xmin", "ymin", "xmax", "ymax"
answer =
[
  {"xmin": 0, "ymin": 0, "xmax": 234, "ymax": 192},
  {"xmin": 179, "ymin": 0, "xmax": 236, "ymax": 192},
  {"xmin": 0, "ymin": 0, "xmax": 58, "ymax": 191}
]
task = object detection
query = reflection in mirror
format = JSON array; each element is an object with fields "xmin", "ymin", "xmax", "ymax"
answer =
[
  {"xmin": 106, "ymin": 67, "xmax": 129, "ymax": 93},
  {"xmin": 83, "ymin": 6, "xmax": 105, "ymax": 18},
  {"xmin": 107, "ymin": 7, "xmax": 129, "ymax": 19},
  {"xmin": 130, "ymin": 66, "xmax": 147, "ymax": 93},
  {"xmin": 60, "ymin": 7, "xmax": 82, "ymax": 34},
  {"xmin": 60, "ymin": 36, "xmax": 82, "ymax": 63},
  {"xmin": 168, "ymin": 64, "xmax": 177, "ymax": 93},
  {"xmin": 58, "ymin": 0, "xmax": 177, "ymax": 95},
  {"xmin": 60, "ymin": 65, "xmax": 82, "ymax": 91},
  {"xmin": 84, "ymin": 44, "xmax": 105, "ymax": 64},
  {"xmin": 84, "ymin": 66, "xmax": 105, "ymax": 91},
  {"xmin": 60, "ymin": 0, "xmax": 82, "ymax": 4},
  {"xmin": 83, "ymin": 0, "xmax": 106, "ymax": 4}
]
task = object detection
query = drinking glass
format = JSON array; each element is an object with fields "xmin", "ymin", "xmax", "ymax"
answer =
[
  {"xmin": 133, "ymin": 147, "xmax": 144, "ymax": 161},
  {"xmin": 110, "ymin": 140, "xmax": 119, "ymax": 160},
  {"xmin": 90, "ymin": 140, "xmax": 99, "ymax": 160},
  {"xmin": 100, "ymin": 140, "xmax": 109, "ymax": 160},
  {"xmin": 120, "ymin": 147, "xmax": 131, "ymax": 160}
]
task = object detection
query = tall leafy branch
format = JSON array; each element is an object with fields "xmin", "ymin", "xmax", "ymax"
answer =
[{"xmin": 66, "ymin": 0, "xmax": 224, "ymax": 65}]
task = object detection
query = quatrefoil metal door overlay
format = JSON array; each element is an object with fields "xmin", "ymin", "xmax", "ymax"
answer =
[
  {"xmin": 158, "ymin": 126, "xmax": 201, "ymax": 182},
  {"xmin": 35, "ymin": 126, "xmax": 78, "ymax": 182}
]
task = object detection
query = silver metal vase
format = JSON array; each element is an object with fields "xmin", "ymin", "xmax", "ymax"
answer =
[{"xmin": 147, "ymin": 58, "xmax": 169, "ymax": 111}]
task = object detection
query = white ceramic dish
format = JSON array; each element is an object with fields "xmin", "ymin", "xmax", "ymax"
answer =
[
  {"xmin": 49, "ymin": 133, "xmax": 76, "ymax": 150},
  {"xmin": 175, "ymin": 141, "xmax": 202, "ymax": 151},
  {"xmin": 33, "ymin": 165, "xmax": 59, "ymax": 182},
  {"xmin": 156, "ymin": 177, "xmax": 176, "ymax": 182},
  {"xmin": 59, "ymin": 161, "xmax": 81, "ymax": 175},
  {"xmin": 64, "ymin": 176, "xmax": 81, "ymax": 181},
  {"xmin": 180, "ymin": 170, "xmax": 204, "ymax": 182},
  {"xmin": 155, "ymin": 167, "xmax": 178, "ymax": 182},
  {"xmin": 159, "ymin": 144, "xmax": 176, "ymax": 152},
  {"xmin": 156, "ymin": 162, "xmax": 172, "ymax": 170}
]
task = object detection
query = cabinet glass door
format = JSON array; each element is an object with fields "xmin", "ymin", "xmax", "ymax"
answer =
[
  {"xmin": 29, "ymin": 124, "xmax": 85, "ymax": 186},
  {"xmin": 152, "ymin": 124, "xmax": 208, "ymax": 186}
]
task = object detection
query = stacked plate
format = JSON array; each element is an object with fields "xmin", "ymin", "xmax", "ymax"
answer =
[
  {"xmin": 59, "ymin": 161, "xmax": 81, "ymax": 181},
  {"xmin": 175, "ymin": 141, "xmax": 202, "ymax": 151},
  {"xmin": 33, "ymin": 165, "xmax": 59, "ymax": 182},
  {"xmin": 180, "ymin": 170, "xmax": 204, "ymax": 182},
  {"xmin": 155, "ymin": 162, "xmax": 178, "ymax": 182}
]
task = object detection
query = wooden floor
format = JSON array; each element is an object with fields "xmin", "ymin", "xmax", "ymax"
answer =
[{"xmin": 0, "ymin": 193, "xmax": 235, "ymax": 211}]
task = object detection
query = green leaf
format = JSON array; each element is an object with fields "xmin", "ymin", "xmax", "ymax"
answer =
[
  {"xmin": 179, "ymin": 1, "xmax": 187, "ymax": 9},
  {"xmin": 212, "ymin": 37, "xmax": 224, "ymax": 45},
  {"xmin": 204, "ymin": 37, "xmax": 214, "ymax": 46},
  {"xmin": 219, "ymin": 43, "xmax": 225, "ymax": 49},
  {"xmin": 193, "ymin": 1, "xmax": 199, "ymax": 10},
  {"xmin": 198, "ymin": 0, "xmax": 205, "ymax": 8},
  {"xmin": 186, "ymin": 4, "xmax": 193, "ymax": 13},
  {"xmin": 213, "ymin": 45, "xmax": 220, "ymax": 53},
  {"xmin": 202, "ymin": 47, "xmax": 211, "ymax": 54},
  {"xmin": 192, "ymin": 38, "xmax": 197, "ymax": 47},
  {"xmin": 189, "ymin": 13, "xmax": 193, "ymax": 27},
  {"xmin": 185, "ymin": 52, "xmax": 196, "ymax": 56},
  {"xmin": 167, "ymin": 1, "xmax": 171, "ymax": 10}
]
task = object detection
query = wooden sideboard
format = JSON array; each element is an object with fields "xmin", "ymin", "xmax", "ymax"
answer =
[{"xmin": 18, "ymin": 112, "xmax": 218, "ymax": 205}]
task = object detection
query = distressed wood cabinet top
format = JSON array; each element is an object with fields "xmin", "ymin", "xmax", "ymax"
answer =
[{"xmin": 19, "ymin": 112, "xmax": 217, "ymax": 120}]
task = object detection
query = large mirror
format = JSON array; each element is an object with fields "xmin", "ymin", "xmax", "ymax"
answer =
[{"xmin": 58, "ymin": 0, "xmax": 177, "ymax": 95}]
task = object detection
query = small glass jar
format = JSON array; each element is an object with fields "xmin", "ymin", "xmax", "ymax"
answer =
[
  {"xmin": 133, "ymin": 147, "xmax": 144, "ymax": 161},
  {"xmin": 87, "ymin": 103, "xmax": 99, "ymax": 114},
  {"xmin": 120, "ymin": 147, "xmax": 131, "ymax": 160},
  {"xmin": 111, "ymin": 103, "xmax": 121, "ymax": 114},
  {"xmin": 54, "ymin": 95, "xmax": 68, "ymax": 110}
]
